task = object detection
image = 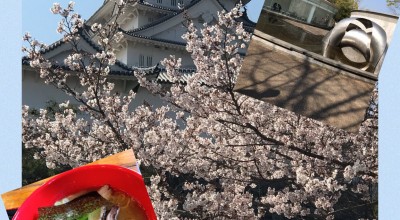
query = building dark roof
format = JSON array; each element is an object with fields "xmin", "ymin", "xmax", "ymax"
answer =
[
  {"xmin": 22, "ymin": 56, "xmax": 134, "ymax": 76},
  {"xmin": 103, "ymin": 0, "xmax": 180, "ymax": 12},
  {"xmin": 36, "ymin": 38, "xmax": 65, "ymax": 55},
  {"xmin": 120, "ymin": 29, "xmax": 186, "ymax": 47},
  {"xmin": 22, "ymin": 30, "xmax": 190, "ymax": 78},
  {"xmin": 137, "ymin": 0, "xmax": 179, "ymax": 12},
  {"xmin": 237, "ymin": 8, "xmax": 256, "ymax": 32},
  {"xmin": 133, "ymin": 64, "xmax": 196, "ymax": 83},
  {"xmin": 156, "ymin": 69, "xmax": 195, "ymax": 83},
  {"xmin": 79, "ymin": 29, "xmax": 134, "ymax": 72},
  {"xmin": 22, "ymin": 29, "xmax": 134, "ymax": 76},
  {"xmin": 126, "ymin": 0, "xmax": 203, "ymax": 33},
  {"xmin": 88, "ymin": 0, "xmax": 177, "ymax": 27},
  {"xmin": 125, "ymin": 0, "xmax": 255, "ymax": 34}
]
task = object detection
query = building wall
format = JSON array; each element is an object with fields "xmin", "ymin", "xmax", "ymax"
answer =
[
  {"xmin": 22, "ymin": 68, "xmax": 165, "ymax": 111},
  {"xmin": 126, "ymin": 42, "xmax": 193, "ymax": 68},
  {"xmin": 152, "ymin": 21, "xmax": 194, "ymax": 43},
  {"xmin": 22, "ymin": 69, "xmax": 78, "ymax": 109},
  {"xmin": 312, "ymin": 6, "xmax": 333, "ymax": 26},
  {"xmin": 218, "ymin": 0, "xmax": 236, "ymax": 10},
  {"xmin": 277, "ymin": 0, "xmax": 291, "ymax": 12},
  {"xmin": 121, "ymin": 15, "xmax": 139, "ymax": 30},
  {"xmin": 307, "ymin": 0, "xmax": 336, "ymax": 14},
  {"xmin": 120, "ymin": 10, "xmax": 167, "ymax": 30},
  {"xmin": 264, "ymin": 0, "xmax": 273, "ymax": 7},
  {"xmin": 153, "ymin": 26, "xmax": 185, "ymax": 43},
  {"xmin": 132, "ymin": 86, "xmax": 168, "ymax": 109},
  {"xmin": 288, "ymin": 0, "xmax": 312, "ymax": 21},
  {"xmin": 138, "ymin": 11, "xmax": 162, "ymax": 28},
  {"xmin": 264, "ymin": 0, "xmax": 337, "ymax": 27}
]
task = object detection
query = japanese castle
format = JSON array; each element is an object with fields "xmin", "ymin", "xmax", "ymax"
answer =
[{"xmin": 23, "ymin": 0, "xmax": 255, "ymax": 108}]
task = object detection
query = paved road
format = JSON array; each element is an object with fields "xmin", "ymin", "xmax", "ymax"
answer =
[{"xmin": 235, "ymin": 36, "xmax": 375, "ymax": 132}]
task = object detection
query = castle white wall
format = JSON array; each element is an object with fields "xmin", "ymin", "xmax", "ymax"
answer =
[
  {"xmin": 126, "ymin": 42, "xmax": 193, "ymax": 68},
  {"xmin": 116, "ymin": 46, "xmax": 129, "ymax": 64},
  {"xmin": 120, "ymin": 11, "xmax": 165, "ymax": 30},
  {"xmin": 23, "ymin": 69, "xmax": 81, "ymax": 109},
  {"xmin": 121, "ymin": 15, "xmax": 139, "ymax": 30},
  {"xmin": 153, "ymin": 25, "xmax": 185, "ymax": 43},
  {"xmin": 22, "ymin": 68, "xmax": 165, "ymax": 111}
]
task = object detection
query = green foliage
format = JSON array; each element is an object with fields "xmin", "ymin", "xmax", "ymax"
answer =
[
  {"xmin": 22, "ymin": 146, "xmax": 72, "ymax": 186},
  {"xmin": 28, "ymin": 100, "xmax": 80, "ymax": 119},
  {"xmin": 387, "ymin": 0, "xmax": 400, "ymax": 7},
  {"xmin": 332, "ymin": 0, "xmax": 359, "ymax": 21},
  {"xmin": 387, "ymin": 0, "xmax": 400, "ymax": 14}
]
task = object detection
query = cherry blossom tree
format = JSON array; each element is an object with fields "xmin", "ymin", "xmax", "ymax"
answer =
[{"xmin": 22, "ymin": 1, "xmax": 378, "ymax": 219}]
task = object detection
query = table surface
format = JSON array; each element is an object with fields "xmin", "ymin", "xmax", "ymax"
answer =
[{"xmin": 1, "ymin": 149, "xmax": 137, "ymax": 211}]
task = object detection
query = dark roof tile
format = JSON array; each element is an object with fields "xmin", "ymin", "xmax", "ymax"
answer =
[
  {"xmin": 120, "ymin": 29, "xmax": 186, "ymax": 46},
  {"xmin": 138, "ymin": 1, "xmax": 179, "ymax": 12},
  {"xmin": 126, "ymin": 0, "xmax": 203, "ymax": 33}
]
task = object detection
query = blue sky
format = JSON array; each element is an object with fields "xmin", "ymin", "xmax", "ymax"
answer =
[
  {"xmin": 22, "ymin": 1, "xmax": 103, "ymax": 45},
  {"xmin": 21, "ymin": 0, "xmax": 397, "ymax": 45},
  {"xmin": 1, "ymin": 0, "xmax": 399, "ymax": 219},
  {"xmin": 359, "ymin": 0, "xmax": 397, "ymax": 14},
  {"xmin": 21, "ymin": 0, "xmax": 265, "ymax": 45}
]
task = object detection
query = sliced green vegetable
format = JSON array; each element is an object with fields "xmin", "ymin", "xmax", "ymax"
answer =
[{"xmin": 38, "ymin": 192, "xmax": 113, "ymax": 220}]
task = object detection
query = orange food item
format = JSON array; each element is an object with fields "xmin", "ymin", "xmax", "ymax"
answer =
[{"xmin": 97, "ymin": 185, "xmax": 148, "ymax": 220}]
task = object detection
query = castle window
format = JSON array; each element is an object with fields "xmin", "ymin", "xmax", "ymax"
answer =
[
  {"xmin": 171, "ymin": 0, "xmax": 177, "ymax": 6},
  {"xmin": 139, "ymin": 55, "xmax": 145, "ymax": 67},
  {"xmin": 147, "ymin": 56, "xmax": 153, "ymax": 67},
  {"xmin": 157, "ymin": 0, "xmax": 162, "ymax": 3}
]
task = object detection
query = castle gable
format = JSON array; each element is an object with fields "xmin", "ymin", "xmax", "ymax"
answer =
[
  {"xmin": 29, "ymin": 32, "xmax": 133, "ymax": 75},
  {"xmin": 131, "ymin": 0, "xmax": 225, "ymax": 37}
]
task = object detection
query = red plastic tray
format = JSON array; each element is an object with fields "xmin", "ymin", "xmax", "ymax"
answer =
[{"xmin": 13, "ymin": 164, "xmax": 156, "ymax": 220}]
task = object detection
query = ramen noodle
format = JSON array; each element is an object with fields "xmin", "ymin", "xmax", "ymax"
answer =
[{"xmin": 37, "ymin": 185, "xmax": 147, "ymax": 220}]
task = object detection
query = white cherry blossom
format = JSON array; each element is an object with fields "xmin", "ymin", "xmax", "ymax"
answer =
[{"xmin": 22, "ymin": 2, "xmax": 378, "ymax": 219}]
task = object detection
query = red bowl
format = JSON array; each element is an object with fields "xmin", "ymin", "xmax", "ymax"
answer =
[{"xmin": 13, "ymin": 164, "xmax": 156, "ymax": 220}]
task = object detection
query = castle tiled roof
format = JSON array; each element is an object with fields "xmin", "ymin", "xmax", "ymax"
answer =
[
  {"xmin": 22, "ymin": 29, "xmax": 134, "ymax": 76},
  {"xmin": 22, "ymin": 56, "xmax": 134, "ymax": 76},
  {"xmin": 126, "ymin": 0, "xmax": 203, "ymax": 33},
  {"xmin": 156, "ymin": 69, "xmax": 196, "ymax": 83},
  {"xmin": 120, "ymin": 29, "xmax": 186, "ymax": 47},
  {"xmin": 137, "ymin": 0, "xmax": 179, "ymax": 12},
  {"xmin": 125, "ymin": 0, "xmax": 255, "ymax": 34},
  {"xmin": 132, "ymin": 65, "xmax": 196, "ymax": 83},
  {"xmin": 79, "ymin": 29, "xmax": 135, "ymax": 72},
  {"xmin": 237, "ymin": 9, "xmax": 257, "ymax": 32},
  {"xmin": 88, "ymin": 0, "xmax": 178, "ymax": 27},
  {"xmin": 22, "ymin": 31, "xmax": 192, "ymax": 78}
]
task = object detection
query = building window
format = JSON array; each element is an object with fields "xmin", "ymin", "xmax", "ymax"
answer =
[
  {"xmin": 157, "ymin": 0, "xmax": 162, "ymax": 3},
  {"xmin": 147, "ymin": 56, "xmax": 153, "ymax": 67},
  {"xmin": 171, "ymin": 0, "xmax": 176, "ymax": 6},
  {"xmin": 139, "ymin": 55, "xmax": 145, "ymax": 67}
]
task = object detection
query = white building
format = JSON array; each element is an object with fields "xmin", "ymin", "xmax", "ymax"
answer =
[
  {"xmin": 263, "ymin": 0, "xmax": 337, "ymax": 28},
  {"xmin": 23, "ymin": 0, "xmax": 255, "ymax": 109}
]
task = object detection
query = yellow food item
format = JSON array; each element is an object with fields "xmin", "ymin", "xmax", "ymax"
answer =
[{"xmin": 97, "ymin": 185, "xmax": 147, "ymax": 220}]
